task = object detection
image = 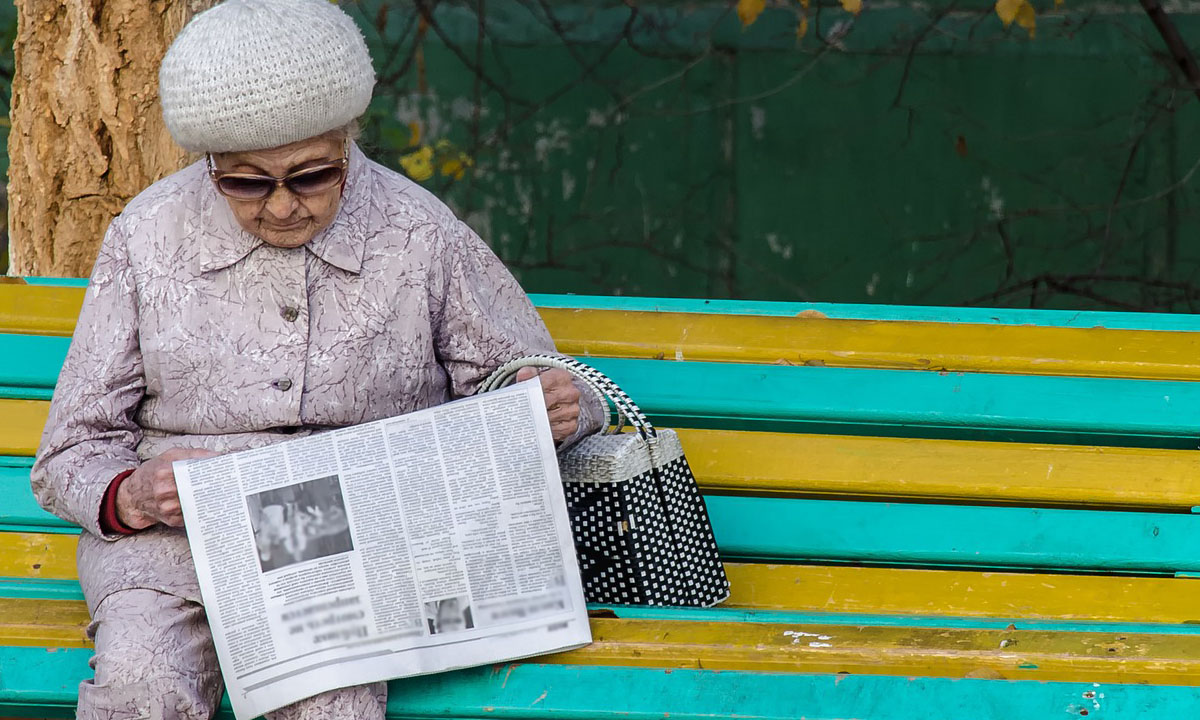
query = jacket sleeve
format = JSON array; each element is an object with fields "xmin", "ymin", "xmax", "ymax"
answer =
[
  {"xmin": 31, "ymin": 216, "xmax": 145, "ymax": 538},
  {"xmin": 430, "ymin": 218, "xmax": 605, "ymax": 447}
]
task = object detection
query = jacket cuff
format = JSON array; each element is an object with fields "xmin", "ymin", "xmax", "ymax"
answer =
[{"xmin": 98, "ymin": 469, "xmax": 139, "ymax": 536}]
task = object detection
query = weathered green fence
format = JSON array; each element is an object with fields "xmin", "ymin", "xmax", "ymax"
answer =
[{"xmin": 5, "ymin": 1, "xmax": 1200, "ymax": 310}]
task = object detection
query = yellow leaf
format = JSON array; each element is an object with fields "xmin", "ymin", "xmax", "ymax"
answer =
[
  {"xmin": 407, "ymin": 122, "xmax": 421, "ymax": 148},
  {"xmin": 400, "ymin": 146, "xmax": 435, "ymax": 182},
  {"xmin": 840, "ymin": 0, "xmax": 862, "ymax": 15},
  {"xmin": 439, "ymin": 158, "xmax": 466, "ymax": 180},
  {"xmin": 995, "ymin": 0, "xmax": 1021, "ymax": 26},
  {"xmin": 1015, "ymin": 0, "xmax": 1036, "ymax": 37},
  {"xmin": 737, "ymin": 0, "xmax": 766, "ymax": 27},
  {"xmin": 796, "ymin": 13, "xmax": 808, "ymax": 38}
]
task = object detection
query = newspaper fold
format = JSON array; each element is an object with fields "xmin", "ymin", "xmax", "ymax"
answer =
[{"xmin": 175, "ymin": 380, "xmax": 591, "ymax": 720}]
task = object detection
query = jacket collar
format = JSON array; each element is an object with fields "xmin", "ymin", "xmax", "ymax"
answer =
[{"xmin": 198, "ymin": 141, "xmax": 372, "ymax": 274}]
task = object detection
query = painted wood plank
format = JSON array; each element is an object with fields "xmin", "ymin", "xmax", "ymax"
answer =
[
  {"xmin": 0, "ymin": 466, "xmax": 71, "ymax": 531},
  {"xmin": 6, "ymin": 609, "xmax": 1200, "ymax": 686},
  {"xmin": 706, "ymin": 496, "xmax": 1200, "ymax": 572},
  {"xmin": 9, "ymin": 467, "xmax": 1200, "ymax": 571},
  {"xmin": 21, "ymin": 358, "xmax": 1195, "ymax": 448},
  {"xmin": 539, "ymin": 617, "xmax": 1200, "ymax": 685},
  {"xmin": 0, "ymin": 335, "xmax": 69, "ymax": 390},
  {"xmin": 0, "ymin": 285, "xmax": 81, "ymax": 338},
  {"xmin": 14, "ymin": 283, "xmax": 1200, "ymax": 382},
  {"xmin": 678, "ymin": 428, "xmax": 1200, "ymax": 510},
  {"xmin": 9, "ymin": 546, "xmax": 1200, "ymax": 629},
  {"xmin": 584, "ymin": 358, "xmax": 1200, "ymax": 446},
  {"xmin": 0, "ymin": 400, "xmax": 49, "ymax": 457},
  {"xmin": 0, "ymin": 598, "xmax": 89, "ymax": 647},
  {"xmin": 599, "ymin": 604, "xmax": 1200, "ymax": 636},
  {"xmin": 722, "ymin": 563, "xmax": 1200, "ymax": 624},
  {"xmin": 19, "ymin": 279, "xmax": 1200, "ymax": 333},
  {"xmin": 10, "ymin": 427, "xmax": 1200, "ymax": 512},
  {"xmin": 543, "ymin": 308, "xmax": 1200, "ymax": 381},
  {"xmin": 0, "ymin": 534, "xmax": 76, "ymax": 581},
  {"xmin": 10, "ymin": 541, "xmax": 1200, "ymax": 632},
  {"xmin": 21, "ymin": 278, "xmax": 88, "ymax": 288},
  {"xmin": 531, "ymin": 292, "xmax": 1200, "ymax": 331},
  {"xmin": 3, "ymin": 649, "xmax": 1197, "ymax": 720}
]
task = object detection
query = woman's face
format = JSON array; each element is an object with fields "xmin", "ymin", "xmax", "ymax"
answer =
[{"xmin": 209, "ymin": 133, "xmax": 347, "ymax": 249}]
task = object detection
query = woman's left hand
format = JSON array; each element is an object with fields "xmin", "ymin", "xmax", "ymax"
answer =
[{"xmin": 515, "ymin": 367, "xmax": 580, "ymax": 444}]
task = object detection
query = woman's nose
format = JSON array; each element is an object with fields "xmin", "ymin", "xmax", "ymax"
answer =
[{"xmin": 263, "ymin": 184, "xmax": 298, "ymax": 218}]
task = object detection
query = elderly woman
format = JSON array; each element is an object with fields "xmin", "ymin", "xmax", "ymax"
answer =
[{"xmin": 31, "ymin": 1, "xmax": 602, "ymax": 719}]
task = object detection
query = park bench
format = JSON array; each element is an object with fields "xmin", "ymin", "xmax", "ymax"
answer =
[{"xmin": 6, "ymin": 276, "xmax": 1200, "ymax": 718}]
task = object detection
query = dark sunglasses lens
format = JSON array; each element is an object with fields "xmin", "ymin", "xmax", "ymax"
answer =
[
  {"xmin": 217, "ymin": 176, "xmax": 273, "ymax": 199},
  {"xmin": 286, "ymin": 166, "xmax": 345, "ymax": 196}
]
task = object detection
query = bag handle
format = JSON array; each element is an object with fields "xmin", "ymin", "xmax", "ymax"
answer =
[{"xmin": 479, "ymin": 355, "xmax": 656, "ymax": 440}]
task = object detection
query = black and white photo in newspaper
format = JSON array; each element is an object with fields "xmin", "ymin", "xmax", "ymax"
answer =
[{"xmin": 173, "ymin": 380, "xmax": 590, "ymax": 720}]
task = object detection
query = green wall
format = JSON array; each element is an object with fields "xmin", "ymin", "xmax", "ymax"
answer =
[
  {"xmin": 351, "ymin": 0, "xmax": 1200, "ymax": 310},
  {"xmin": 6, "ymin": 1, "xmax": 1200, "ymax": 311}
]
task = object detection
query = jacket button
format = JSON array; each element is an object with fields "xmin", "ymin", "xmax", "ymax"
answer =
[
  {"xmin": 272, "ymin": 378, "xmax": 293, "ymax": 391},
  {"xmin": 280, "ymin": 306, "xmax": 300, "ymax": 322}
]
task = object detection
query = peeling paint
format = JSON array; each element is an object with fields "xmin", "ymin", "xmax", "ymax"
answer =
[
  {"xmin": 750, "ymin": 105, "xmax": 767, "ymax": 140},
  {"xmin": 784, "ymin": 630, "xmax": 834, "ymax": 645}
]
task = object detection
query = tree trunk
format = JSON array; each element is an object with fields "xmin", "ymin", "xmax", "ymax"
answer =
[{"xmin": 7, "ymin": 0, "xmax": 218, "ymax": 277}]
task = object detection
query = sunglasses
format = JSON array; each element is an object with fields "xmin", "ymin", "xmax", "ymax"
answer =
[{"xmin": 207, "ymin": 147, "xmax": 349, "ymax": 201}]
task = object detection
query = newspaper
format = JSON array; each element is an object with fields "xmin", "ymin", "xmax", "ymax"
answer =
[{"xmin": 173, "ymin": 380, "xmax": 591, "ymax": 720}]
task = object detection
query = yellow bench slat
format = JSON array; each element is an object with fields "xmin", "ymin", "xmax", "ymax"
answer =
[
  {"xmin": 0, "ymin": 399, "xmax": 49, "ymax": 456},
  {"xmin": 725, "ymin": 563, "xmax": 1200, "ymax": 624},
  {"xmin": 7, "ymin": 425, "xmax": 1200, "ymax": 512},
  {"xmin": 0, "ymin": 284, "xmax": 82, "ymax": 338},
  {"xmin": 0, "ymin": 533, "xmax": 77, "ymax": 580},
  {"xmin": 678, "ymin": 428, "xmax": 1200, "ymax": 510},
  {"xmin": 10, "ymin": 286, "xmax": 1200, "ymax": 381},
  {"xmin": 543, "ymin": 307, "xmax": 1200, "ymax": 381},
  {"xmin": 5, "ymin": 599, "xmax": 1199, "ymax": 686},
  {"xmin": 0, "ymin": 598, "xmax": 89, "ymax": 647},
  {"xmin": 9, "ymin": 532, "xmax": 1200, "ymax": 627},
  {"xmin": 547, "ymin": 618, "xmax": 1200, "ymax": 685}
]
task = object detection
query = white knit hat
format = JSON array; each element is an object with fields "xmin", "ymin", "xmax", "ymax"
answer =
[{"xmin": 159, "ymin": 0, "xmax": 375, "ymax": 153}]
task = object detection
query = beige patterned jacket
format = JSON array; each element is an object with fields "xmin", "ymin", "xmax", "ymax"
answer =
[{"xmin": 32, "ymin": 143, "xmax": 603, "ymax": 614}]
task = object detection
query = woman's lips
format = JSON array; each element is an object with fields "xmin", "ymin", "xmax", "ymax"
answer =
[{"xmin": 263, "ymin": 218, "xmax": 308, "ymax": 231}]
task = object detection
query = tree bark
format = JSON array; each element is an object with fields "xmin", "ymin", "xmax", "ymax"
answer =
[{"xmin": 7, "ymin": 0, "xmax": 218, "ymax": 277}]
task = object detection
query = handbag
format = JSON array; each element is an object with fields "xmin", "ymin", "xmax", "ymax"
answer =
[{"xmin": 479, "ymin": 355, "xmax": 730, "ymax": 607}]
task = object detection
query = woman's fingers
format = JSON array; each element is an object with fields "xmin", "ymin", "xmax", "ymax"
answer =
[
  {"xmin": 499, "ymin": 365, "xmax": 582, "ymax": 442},
  {"xmin": 116, "ymin": 447, "xmax": 219, "ymax": 530},
  {"xmin": 550, "ymin": 416, "xmax": 579, "ymax": 441}
]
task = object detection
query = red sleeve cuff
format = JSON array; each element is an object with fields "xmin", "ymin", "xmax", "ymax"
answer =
[{"xmin": 99, "ymin": 469, "xmax": 138, "ymax": 536}]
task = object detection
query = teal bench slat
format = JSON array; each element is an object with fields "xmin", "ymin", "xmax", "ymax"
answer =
[
  {"xmin": 710, "ymin": 496, "xmax": 1200, "ymax": 574},
  {"xmin": 10, "ymin": 347, "xmax": 1200, "ymax": 447},
  {"xmin": 21, "ymin": 277, "xmax": 89, "ymax": 288},
  {"xmin": 2, "ymin": 645, "xmax": 1198, "ymax": 720},
  {"xmin": 530, "ymin": 293, "xmax": 1200, "ymax": 331},
  {"xmin": 0, "ymin": 334, "xmax": 69, "ymax": 389},
  {"xmin": 0, "ymin": 385, "xmax": 52, "ymax": 400},
  {"xmin": 8, "ymin": 460, "xmax": 1200, "ymax": 575},
  {"xmin": 0, "ymin": 464, "xmax": 72, "ymax": 531},
  {"xmin": 584, "ymin": 358, "xmax": 1200, "ymax": 447}
]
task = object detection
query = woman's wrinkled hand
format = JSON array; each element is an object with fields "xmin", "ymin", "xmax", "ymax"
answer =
[
  {"xmin": 516, "ymin": 367, "xmax": 581, "ymax": 444},
  {"xmin": 115, "ymin": 447, "xmax": 220, "ymax": 529}
]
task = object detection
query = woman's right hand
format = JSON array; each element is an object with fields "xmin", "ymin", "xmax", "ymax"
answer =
[{"xmin": 115, "ymin": 448, "xmax": 219, "ymax": 529}]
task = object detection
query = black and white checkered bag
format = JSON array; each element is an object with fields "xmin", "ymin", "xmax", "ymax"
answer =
[{"xmin": 479, "ymin": 355, "xmax": 730, "ymax": 607}]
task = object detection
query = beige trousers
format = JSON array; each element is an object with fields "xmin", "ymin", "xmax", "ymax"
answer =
[{"xmin": 79, "ymin": 588, "xmax": 387, "ymax": 720}]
